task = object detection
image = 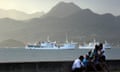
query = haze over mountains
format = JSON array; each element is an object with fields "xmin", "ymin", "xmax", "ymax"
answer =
[
  {"xmin": 0, "ymin": 9, "xmax": 44, "ymax": 20},
  {"xmin": 0, "ymin": 2, "xmax": 120, "ymax": 47}
]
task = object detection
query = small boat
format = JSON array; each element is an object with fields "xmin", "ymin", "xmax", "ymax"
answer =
[{"xmin": 79, "ymin": 39, "xmax": 111, "ymax": 49}]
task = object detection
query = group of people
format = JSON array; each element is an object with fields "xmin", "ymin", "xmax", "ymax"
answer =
[{"xmin": 72, "ymin": 43, "xmax": 110, "ymax": 72}]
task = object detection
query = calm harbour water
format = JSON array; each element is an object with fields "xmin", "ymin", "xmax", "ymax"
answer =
[{"xmin": 0, "ymin": 47, "xmax": 119, "ymax": 63}]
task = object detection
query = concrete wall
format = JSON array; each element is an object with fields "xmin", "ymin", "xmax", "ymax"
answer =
[
  {"xmin": 0, "ymin": 60, "xmax": 119, "ymax": 72},
  {"xmin": 0, "ymin": 62, "xmax": 72, "ymax": 72}
]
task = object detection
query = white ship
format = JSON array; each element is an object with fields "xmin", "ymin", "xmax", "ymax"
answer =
[
  {"xmin": 79, "ymin": 39, "xmax": 111, "ymax": 49},
  {"xmin": 25, "ymin": 36, "xmax": 77, "ymax": 49},
  {"xmin": 25, "ymin": 41, "xmax": 77, "ymax": 49}
]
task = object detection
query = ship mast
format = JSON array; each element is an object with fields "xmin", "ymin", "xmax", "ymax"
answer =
[
  {"xmin": 47, "ymin": 36, "xmax": 50, "ymax": 42},
  {"xmin": 66, "ymin": 33, "xmax": 68, "ymax": 43}
]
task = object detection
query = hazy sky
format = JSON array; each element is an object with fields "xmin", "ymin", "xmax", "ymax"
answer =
[{"xmin": 0, "ymin": 0, "xmax": 120, "ymax": 16}]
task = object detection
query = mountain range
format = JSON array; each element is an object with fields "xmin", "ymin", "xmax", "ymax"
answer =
[{"xmin": 0, "ymin": 2, "xmax": 120, "ymax": 47}]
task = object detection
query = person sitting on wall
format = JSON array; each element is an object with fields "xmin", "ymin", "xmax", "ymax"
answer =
[
  {"xmin": 98, "ymin": 43, "xmax": 106, "ymax": 62},
  {"xmin": 72, "ymin": 55, "xmax": 84, "ymax": 72},
  {"xmin": 83, "ymin": 54, "xmax": 89, "ymax": 72},
  {"xmin": 98, "ymin": 43, "xmax": 110, "ymax": 72},
  {"xmin": 87, "ymin": 45, "xmax": 99, "ymax": 72}
]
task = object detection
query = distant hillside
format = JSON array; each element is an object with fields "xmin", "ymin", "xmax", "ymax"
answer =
[
  {"xmin": 44, "ymin": 2, "xmax": 81, "ymax": 18},
  {"xmin": 0, "ymin": 2, "xmax": 120, "ymax": 46},
  {"xmin": 0, "ymin": 9, "xmax": 44, "ymax": 20},
  {"xmin": 0, "ymin": 39, "xmax": 25, "ymax": 48}
]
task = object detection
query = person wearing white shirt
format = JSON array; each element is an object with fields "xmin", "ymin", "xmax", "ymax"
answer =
[{"xmin": 72, "ymin": 56, "xmax": 84, "ymax": 72}]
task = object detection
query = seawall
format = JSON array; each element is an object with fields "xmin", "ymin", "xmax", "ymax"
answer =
[{"xmin": 0, "ymin": 60, "xmax": 119, "ymax": 72}]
